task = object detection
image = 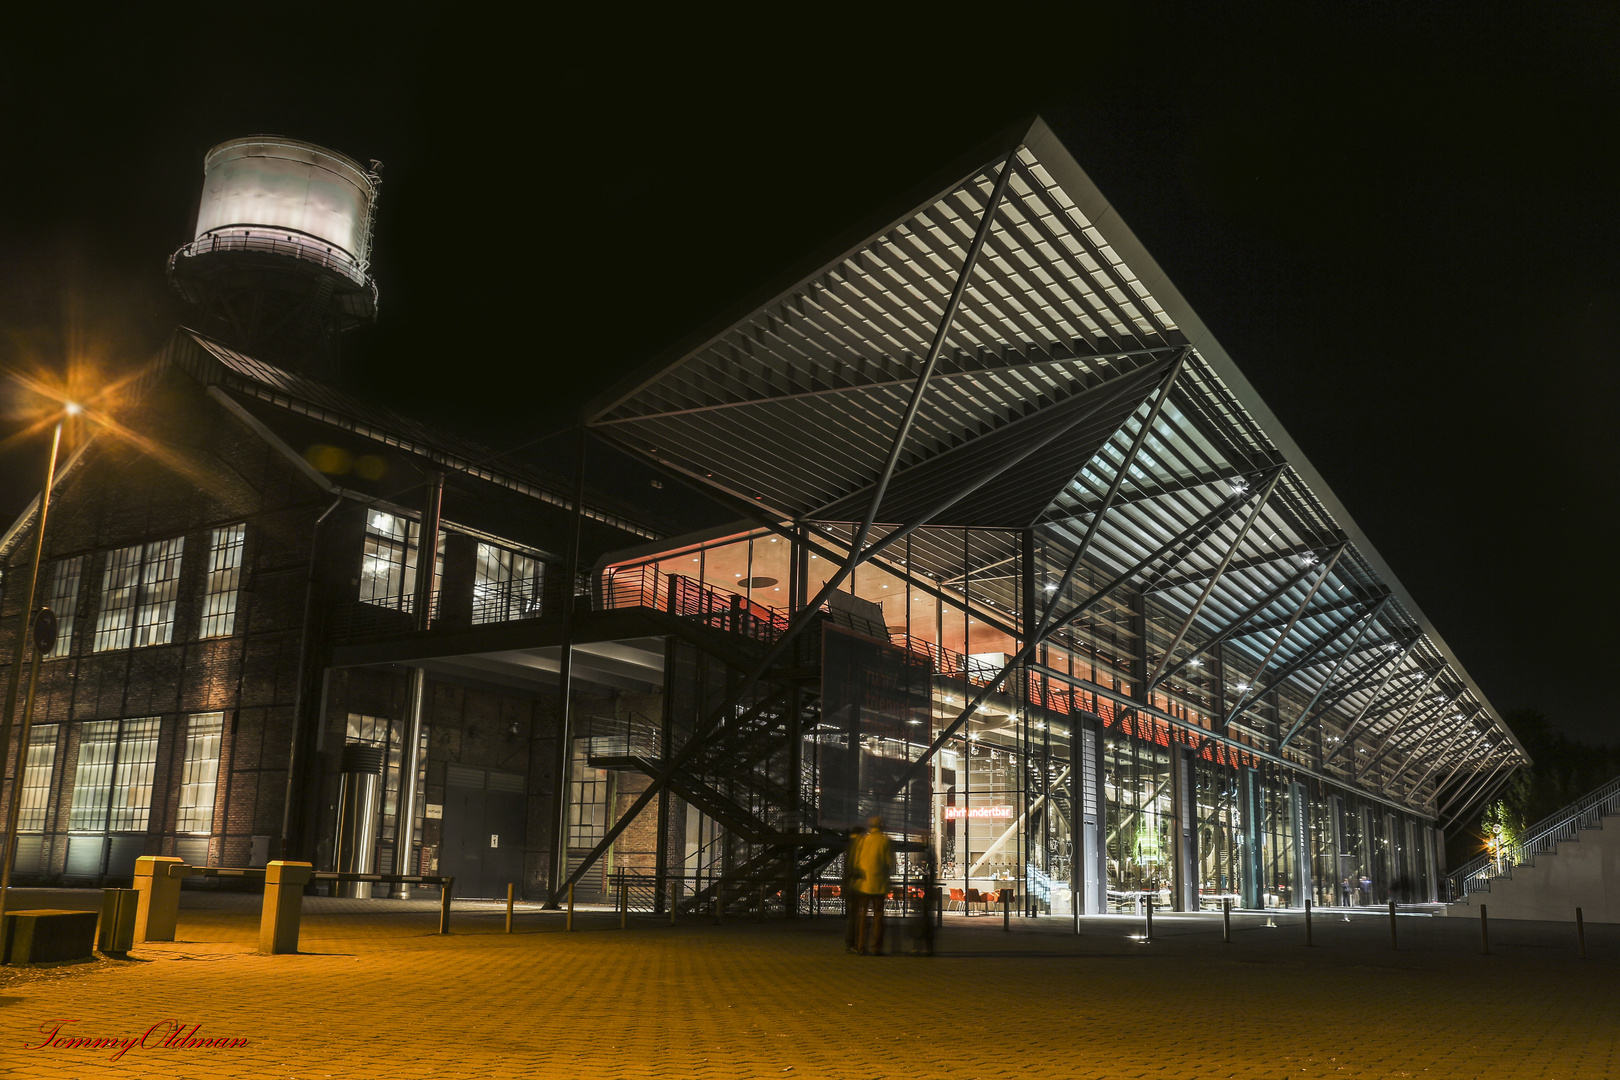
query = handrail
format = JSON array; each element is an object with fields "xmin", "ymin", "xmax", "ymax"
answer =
[
  {"xmin": 171, "ymin": 225, "xmax": 370, "ymax": 283},
  {"xmin": 1447, "ymin": 772, "xmax": 1620, "ymax": 898}
]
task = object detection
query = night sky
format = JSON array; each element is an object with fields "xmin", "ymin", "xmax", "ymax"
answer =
[{"xmin": 2, "ymin": 10, "xmax": 1615, "ymax": 742}]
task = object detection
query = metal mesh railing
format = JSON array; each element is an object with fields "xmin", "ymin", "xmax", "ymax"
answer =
[
  {"xmin": 1447, "ymin": 772, "xmax": 1620, "ymax": 899},
  {"xmin": 601, "ymin": 564, "xmax": 791, "ymax": 642}
]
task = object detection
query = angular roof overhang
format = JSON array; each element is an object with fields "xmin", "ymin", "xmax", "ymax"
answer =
[{"xmin": 584, "ymin": 116, "xmax": 1526, "ymax": 815}]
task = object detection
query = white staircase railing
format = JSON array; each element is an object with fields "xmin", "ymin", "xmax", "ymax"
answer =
[{"xmin": 1447, "ymin": 773, "xmax": 1620, "ymax": 899}]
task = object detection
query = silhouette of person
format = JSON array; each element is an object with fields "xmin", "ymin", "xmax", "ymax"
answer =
[
  {"xmin": 853, "ymin": 816, "xmax": 895, "ymax": 955},
  {"xmin": 842, "ymin": 824, "xmax": 865, "ymax": 953}
]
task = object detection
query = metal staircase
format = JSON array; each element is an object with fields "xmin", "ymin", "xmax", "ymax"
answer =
[{"xmin": 587, "ymin": 568, "xmax": 849, "ymax": 916}]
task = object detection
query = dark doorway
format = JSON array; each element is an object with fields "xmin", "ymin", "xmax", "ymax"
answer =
[{"xmin": 442, "ymin": 764, "xmax": 527, "ymax": 898}]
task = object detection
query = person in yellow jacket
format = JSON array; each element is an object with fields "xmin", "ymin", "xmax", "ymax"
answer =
[{"xmin": 852, "ymin": 816, "xmax": 895, "ymax": 955}]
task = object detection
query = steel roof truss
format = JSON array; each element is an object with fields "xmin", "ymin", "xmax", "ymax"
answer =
[
  {"xmin": 1143, "ymin": 471, "xmax": 1286, "ymax": 695},
  {"xmin": 1149, "ymin": 559, "xmax": 1326, "ymax": 695},
  {"xmin": 1215, "ymin": 546, "xmax": 1345, "ymax": 712},
  {"xmin": 1276, "ymin": 595, "xmax": 1393, "ymax": 749},
  {"xmin": 1321, "ymin": 654, "xmax": 1440, "ymax": 767}
]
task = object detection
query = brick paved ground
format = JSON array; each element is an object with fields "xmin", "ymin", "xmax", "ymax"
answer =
[{"xmin": 1, "ymin": 888, "xmax": 1615, "ymax": 1079}]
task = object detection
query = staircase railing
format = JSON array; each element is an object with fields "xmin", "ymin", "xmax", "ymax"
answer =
[{"xmin": 1447, "ymin": 772, "xmax": 1620, "ymax": 899}]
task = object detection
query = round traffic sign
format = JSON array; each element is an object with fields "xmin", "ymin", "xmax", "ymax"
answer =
[{"xmin": 32, "ymin": 607, "xmax": 57, "ymax": 655}]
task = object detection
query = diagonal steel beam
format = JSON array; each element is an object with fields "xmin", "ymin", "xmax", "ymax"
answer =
[
  {"xmin": 842, "ymin": 152, "xmax": 1017, "ymax": 571},
  {"xmin": 1322, "ymin": 659, "xmax": 1443, "ymax": 767},
  {"xmin": 1147, "ymin": 558, "xmax": 1326, "ymax": 694},
  {"xmin": 883, "ymin": 470, "xmax": 1282, "ymax": 801},
  {"xmin": 1355, "ymin": 697, "xmax": 1453, "ymax": 781},
  {"xmin": 1405, "ymin": 727, "xmax": 1488, "ymax": 801},
  {"xmin": 1276, "ymin": 594, "xmax": 1390, "ymax": 750},
  {"xmin": 1444, "ymin": 764, "xmax": 1520, "ymax": 833},
  {"xmin": 1451, "ymin": 767, "xmax": 1522, "ymax": 835},
  {"xmin": 1031, "ymin": 349, "xmax": 1191, "ymax": 638},
  {"xmin": 1350, "ymin": 673, "xmax": 1453, "ymax": 752},
  {"xmin": 1386, "ymin": 707, "xmax": 1482, "ymax": 790},
  {"xmin": 1282, "ymin": 628, "xmax": 1414, "ymax": 747},
  {"xmin": 1435, "ymin": 748, "xmax": 1509, "ymax": 818},
  {"xmin": 553, "ymin": 157, "xmax": 1025, "ymax": 898},
  {"xmin": 1209, "ymin": 545, "xmax": 1345, "ymax": 712},
  {"xmin": 1439, "ymin": 755, "xmax": 1516, "ymax": 828},
  {"xmin": 1218, "ymin": 598, "xmax": 1382, "ymax": 734},
  {"xmin": 1143, "ymin": 470, "xmax": 1286, "ymax": 692}
]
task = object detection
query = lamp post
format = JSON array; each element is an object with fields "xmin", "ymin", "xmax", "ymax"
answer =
[{"xmin": 0, "ymin": 404, "xmax": 75, "ymax": 930}]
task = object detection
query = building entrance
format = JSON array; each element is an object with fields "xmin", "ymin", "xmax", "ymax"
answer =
[{"xmin": 442, "ymin": 765, "xmax": 526, "ymax": 898}]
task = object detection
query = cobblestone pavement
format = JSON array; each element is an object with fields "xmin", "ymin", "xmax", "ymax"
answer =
[{"xmin": 1, "ymin": 889, "xmax": 1615, "ymax": 1079}]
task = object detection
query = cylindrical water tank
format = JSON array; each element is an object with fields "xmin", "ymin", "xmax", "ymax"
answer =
[{"xmin": 190, "ymin": 136, "xmax": 378, "ymax": 280}]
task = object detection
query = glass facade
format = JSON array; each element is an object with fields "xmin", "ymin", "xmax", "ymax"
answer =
[{"xmin": 605, "ymin": 521, "xmax": 1449, "ymax": 912}]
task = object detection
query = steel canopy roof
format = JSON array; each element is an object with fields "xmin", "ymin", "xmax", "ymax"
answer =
[{"xmin": 586, "ymin": 117, "xmax": 1525, "ymax": 817}]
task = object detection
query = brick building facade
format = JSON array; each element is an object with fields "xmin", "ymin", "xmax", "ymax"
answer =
[{"xmin": 0, "ymin": 330, "xmax": 675, "ymax": 900}]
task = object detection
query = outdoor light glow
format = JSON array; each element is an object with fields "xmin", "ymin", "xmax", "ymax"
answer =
[{"xmin": 64, "ymin": 401, "xmax": 82, "ymax": 415}]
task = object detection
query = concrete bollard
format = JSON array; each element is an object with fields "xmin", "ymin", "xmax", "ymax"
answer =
[
  {"xmin": 439, "ymin": 877, "xmax": 454, "ymax": 935},
  {"xmin": 259, "ymin": 861, "xmax": 313, "ymax": 955},
  {"xmin": 506, "ymin": 883, "xmax": 515, "ymax": 934},
  {"xmin": 98, "ymin": 888, "xmax": 138, "ymax": 955},
  {"xmin": 1576, "ymin": 907, "xmax": 1586, "ymax": 959},
  {"xmin": 1222, "ymin": 897, "xmax": 1231, "ymax": 943},
  {"xmin": 132, "ymin": 856, "xmax": 185, "ymax": 943},
  {"xmin": 567, "ymin": 884, "xmax": 575, "ymax": 932}
]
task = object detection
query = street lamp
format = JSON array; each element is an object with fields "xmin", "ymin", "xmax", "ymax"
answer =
[{"xmin": 0, "ymin": 404, "xmax": 74, "ymax": 929}]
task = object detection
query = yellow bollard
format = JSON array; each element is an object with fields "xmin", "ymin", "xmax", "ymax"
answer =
[
  {"xmin": 132, "ymin": 856, "xmax": 185, "ymax": 943},
  {"xmin": 259, "ymin": 861, "xmax": 313, "ymax": 955},
  {"xmin": 506, "ymin": 883, "xmax": 515, "ymax": 934}
]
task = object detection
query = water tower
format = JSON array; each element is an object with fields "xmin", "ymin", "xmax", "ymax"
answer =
[{"xmin": 168, "ymin": 136, "xmax": 380, "ymax": 368}]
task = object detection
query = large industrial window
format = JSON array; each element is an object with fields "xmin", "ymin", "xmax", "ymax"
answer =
[
  {"xmin": 199, "ymin": 525, "xmax": 246, "ymax": 638},
  {"xmin": 18, "ymin": 724, "xmax": 59, "ymax": 831},
  {"xmin": 67, "ymin": 717, "xmax": 160, "ymax": 832},
  {"xmin": 359, "ymin": 511, "xmax": 417, "ymax": 610},
  {"xmin": 568, "ymin": 738, "xmax": 609, "ymax": 846},
  {"xmin": 176, "ymin": 713, "xmax": 225, "ymax": 833},
  {"xmin": 93, "ymin": 538, "xmax": 186, "ymax": 651},
  {"xmin": 473, "ymin": 543, "xmax": 543, "ymax": 624},
  {"xmin": 44, "ymin": 556, "xmax": 84, "ymax": 656}
]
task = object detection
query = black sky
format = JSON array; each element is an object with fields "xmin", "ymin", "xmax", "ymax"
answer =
[{"xmin": 2, "ymin": 9, "xmax": 1616, "ymax": 741}]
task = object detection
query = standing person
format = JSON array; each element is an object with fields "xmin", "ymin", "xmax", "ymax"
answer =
[
  {"xmin": 911, "ymin": 835, "xmax": 938, "ymax": 956},
  {"xmin": 842, "ymin": 824, "xmax": 866, "ymax": 954},
  {"xmin": 854, "ymin": 816, "xmax": 895, "ymax": 955}
]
